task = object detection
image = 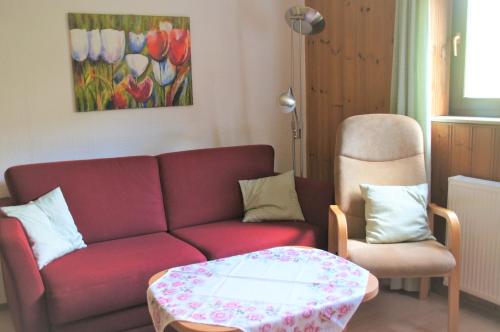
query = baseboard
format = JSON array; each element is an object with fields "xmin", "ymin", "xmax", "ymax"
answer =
[{"xmin": 432, "ymin": 277, "xmax": 500, "ymax": 317}]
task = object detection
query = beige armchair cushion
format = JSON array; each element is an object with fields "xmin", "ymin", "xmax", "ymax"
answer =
[
  {"xmin": 347, "ymin": 239, "xmax": 456, "ymax": 278},
  {"xmin": 335, "ymin": 114, "xmax": 427, "ymax": 238},
  {"xmin": 337, "ymin": 155, "xmax": 426, "ymax": 238}
]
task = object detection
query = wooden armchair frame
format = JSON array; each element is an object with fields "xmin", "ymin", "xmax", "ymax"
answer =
[{"xmin": 328, "ymin": 203, "xmax": 461, "ymax": 332}]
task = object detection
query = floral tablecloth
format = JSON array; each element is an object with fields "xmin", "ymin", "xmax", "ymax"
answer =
[{"xmin": 147, "ymin": 246, "xmax": 369, "ymax": 332}]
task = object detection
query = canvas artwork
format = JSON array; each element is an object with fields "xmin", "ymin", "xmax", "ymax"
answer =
[{"xmin": 68, "ymin": 13, "xmax": 193, "ymax": 112}]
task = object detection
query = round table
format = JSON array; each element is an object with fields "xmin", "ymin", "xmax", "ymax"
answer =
[{"xmin": 148, "ymin": 250, "xmax": 379, "ymax": 332}]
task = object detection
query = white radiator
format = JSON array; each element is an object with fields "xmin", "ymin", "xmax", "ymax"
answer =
[{"xmin": 447, "ymin": 175, "xmax": 500, "ymax": 305}]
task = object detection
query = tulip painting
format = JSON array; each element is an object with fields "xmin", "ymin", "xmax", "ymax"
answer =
[{"xmin": 68, "ymin": 13, "xmax": 193, "ymax": 112}]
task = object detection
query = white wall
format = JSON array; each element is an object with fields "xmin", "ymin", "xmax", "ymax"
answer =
[
  {"xmin": 0, "ymin": 0, "xmax": 304, "ymax": 304},
  {"xmin": 0, "ymin": 0, "xmax": 305, "ymax": 198}
]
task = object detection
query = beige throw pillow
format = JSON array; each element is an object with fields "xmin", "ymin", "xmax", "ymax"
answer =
[{"xmin": 239, "ymin": 171, "xmax": 305, "ymax": 222}]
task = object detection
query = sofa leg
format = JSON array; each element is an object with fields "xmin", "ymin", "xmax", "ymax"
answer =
[
  {"xmin": 448, "ymin": 269, "xmax": 460, "ymax": 332},
  {"xmin": 419, "ymin": 277, "xmax": 430, "ymax": 300}
]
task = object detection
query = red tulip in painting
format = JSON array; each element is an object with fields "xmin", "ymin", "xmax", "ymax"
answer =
[
  {"xmin": 69, "ymin": 13, "xmax": 193, "ymax": 112},
  {"xmin": 169, "ymin": 29, "xmax": 191, "ymax": 66},
  {"xmin": 126, "ymin": 75, "xmax": 154, "ymax": 103},
  {"xmin": 112, "ymin": 91, "xmax": 128, "ymax": 109},
  {"xmin": 146, "ymin": 30, "xmax": 170, "ymax": 61}
]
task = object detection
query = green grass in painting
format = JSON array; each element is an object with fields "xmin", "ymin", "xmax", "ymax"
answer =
[{"xmin": 68, "ymin": 13, "xmax": 193, "ymax": 112}]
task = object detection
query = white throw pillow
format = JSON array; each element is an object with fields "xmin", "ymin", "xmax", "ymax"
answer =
[
  {"xmin": 1, "ymin": 187, "xmax": 86, "ymax": 269},
  {"xmin": 360, "ymin": 183, "xmax": 435, "ymax": 244},
  {"xmin": 35, "ymin": 187, "xmax": 86, "ymax": 248}
]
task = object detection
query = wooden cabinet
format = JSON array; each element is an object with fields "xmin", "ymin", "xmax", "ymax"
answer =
[
  {"xmin": 431, "ymin": 119, "xmax": 500, "ymax": 207},
  {"xmin": 305, "ymin": 0, "xmax": 395, "ymax": 182}
]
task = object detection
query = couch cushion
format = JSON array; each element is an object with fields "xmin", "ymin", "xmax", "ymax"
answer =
[
  {"xmin": 41, "ymin": 232, "xmax": 206, "ymax": 325},
  {"xmin": 347, "ymin": 239, "xmax": 456, "ymax": 277},
  {"xmin": 172, "ymin": 219, "xmax": 327, "ymax": 259},
  {"xmin": 157, "ymin": 145, "xmax": 275, "ymax": 230},
  {"xmin": 5, "ymin": 156, "xmax": 167, "ymax": 243}
]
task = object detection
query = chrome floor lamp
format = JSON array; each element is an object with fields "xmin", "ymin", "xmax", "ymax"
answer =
[{"xmin": 278, "ymin": 6, "xmax": 325, "ymax": 177}]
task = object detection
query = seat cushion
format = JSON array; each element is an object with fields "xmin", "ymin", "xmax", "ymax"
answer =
[
  {"xmin": 172, "ymin": 219, "xmax": 327, "ymax": 259},
  {"xmin": 41, "ymin": 233, "xmax": 206, "ymax": 325},
  {"xmin": 5, "ymin": 156, "xmax": 167, "ymax": 243},
  {"xmin": 347, "ymin": 239, "xmax": 456, "ymax": 277},
  {"xmin": 157, "ymin": 145, "xmax": 275, "ymax": 230}
]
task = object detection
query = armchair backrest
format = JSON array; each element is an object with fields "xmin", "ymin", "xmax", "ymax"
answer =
[{"xmin": 334, "ymin": 114, "xmax": 427, "ymax": 238}]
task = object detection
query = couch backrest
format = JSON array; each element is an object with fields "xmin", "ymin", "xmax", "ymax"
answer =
[
  {"xmin": 5, "ymin": 156, "xmax": 167, "ymax": 243},
  {"xmin": 157, "ymin": 145, "xmax": 275, "ymax": 230}
]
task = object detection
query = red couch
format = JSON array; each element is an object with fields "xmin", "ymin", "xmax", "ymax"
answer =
[{"xmin": 0, "ymin": 145, "xmax": 333, "ymax": 332}]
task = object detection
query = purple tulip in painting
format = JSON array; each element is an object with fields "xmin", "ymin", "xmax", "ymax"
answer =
[{"xmin": 68, "ymin": 13, "xmax": 193, "ymax": 112}]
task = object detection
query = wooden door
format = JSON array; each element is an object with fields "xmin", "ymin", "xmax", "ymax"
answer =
[{"xmin": 305, "ymin": 0, "xmax": 396, "ymax": 182}]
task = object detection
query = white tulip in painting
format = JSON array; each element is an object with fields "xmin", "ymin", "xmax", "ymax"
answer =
[
  {"xmin": 87, "ymin": 29, "xmax": 102, "ymax": 61},
  {"xmin": 159, "ymin": 21, "xmax": 173, "ymax": 32},
  {"xmin": 100, "ymin": 29, "xmax": 125, "ymax": 64},
  {"xmin": 126, "ymin": 54, "xmax": 149, "ymax": 78},
  {"xmin": 152, "ymin": 58, "xmax": 176, "ymax": 86},
  {"xmin": 70, "ymin": 29, "xmax": 89, "ymax": 62}
]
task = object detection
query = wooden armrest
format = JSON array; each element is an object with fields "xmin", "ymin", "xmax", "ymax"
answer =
[
  {"xmin": 428, "ymin": 203, "xmax": 461, "ymax": 262},
  {"xmin": 328, "ymin": 205, "xmax": 348, "ymax": 258}
]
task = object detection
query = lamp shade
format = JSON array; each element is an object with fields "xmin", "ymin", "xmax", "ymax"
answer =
[
  {"xmin": 278, "ymin": 87, "xmax": 296, "ymax": 113},
  {"xmin": 285, "ymin": 6, "xmax": 325, "ymax": 35}
]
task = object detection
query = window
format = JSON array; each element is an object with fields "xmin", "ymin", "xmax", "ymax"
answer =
[{"xmin": 450, "ymin": 0, "xmax": 500, "ymax": 117}]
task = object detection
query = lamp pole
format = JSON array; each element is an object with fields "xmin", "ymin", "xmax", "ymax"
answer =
[{"xmin": 279, "ymin": 6, "xmax": 325, "ymax": 178}]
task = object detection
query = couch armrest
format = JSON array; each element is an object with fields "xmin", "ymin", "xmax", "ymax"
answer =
[
  {"xmin": 295, "ymin": 177, "xmax": 334, "ymax": 229},
  {"xmin": 0, "ymin": 217, "xmax": 50, "ymax": 332}
]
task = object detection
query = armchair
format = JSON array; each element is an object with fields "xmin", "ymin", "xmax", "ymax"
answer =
[{"xmin": 329, "ymin": 114, "xmax": 460, "ymax": 332}]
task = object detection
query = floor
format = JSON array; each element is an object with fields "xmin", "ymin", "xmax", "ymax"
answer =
[
  {"xmin": 349, "ymin": 288, "xmax": 500, "ymax": 331},
  {"xmin": 0, "ymin": 289, "xmax": 499, "ymax": 331}
]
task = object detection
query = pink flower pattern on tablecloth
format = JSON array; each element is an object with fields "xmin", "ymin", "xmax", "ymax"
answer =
[{"xmin": 147, "ymin": 247, "xmax": 369, "ymax": 332}]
